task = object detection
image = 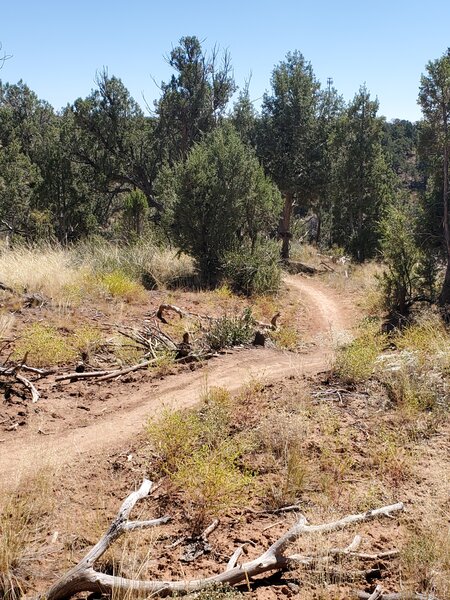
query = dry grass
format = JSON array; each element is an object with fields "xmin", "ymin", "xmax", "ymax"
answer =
[
  {"xmin": 400, "ymin": 522, "xmax": 450, "ymax": 599},
  {"xmin": 0, "ymin": 242, "xmax": 196, "ymax": 309},
  {"xmin": 0, "ymin": 246, "xmax": 87, "ymax": 303},
  {"xmin": 0, "ymin": 312, "xmax": 15, "ymax": 339},
  {"xmin": 0, "ymin": 469, "xmax": 53, "ymax": 600}
]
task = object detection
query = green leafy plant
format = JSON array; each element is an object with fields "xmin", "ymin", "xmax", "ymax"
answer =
[
  {"xmin": 223, "ymin": 239, "xmax": 281, "ymax": 296},
  {"xmin": 13, "ymin": 323, "xmax": 77, "ymax": 367},
  {"xmin": 205, "ymin": 308, "xmax": 255, "ymax": 351},
  {"xmin": 334, "ymin": 323, "xmax": 385, "ymax": 383}
]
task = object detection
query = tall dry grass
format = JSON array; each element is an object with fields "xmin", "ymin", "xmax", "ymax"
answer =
[
  {"xmin": 0, "ymin": 240, "xmax": 196, "ymax": 305},
  {"xmin": 0, "ymin": 246, "xmax": 86, "ymax": 303}
]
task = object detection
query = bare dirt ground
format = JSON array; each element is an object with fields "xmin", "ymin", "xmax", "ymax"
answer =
[
  {"xmin": 2, "ymin": 273, "xmax": 449, "ymax": 600},
  {"xmin": 0, "ymin": 274, "xmax": 354, "ymax": 490}
]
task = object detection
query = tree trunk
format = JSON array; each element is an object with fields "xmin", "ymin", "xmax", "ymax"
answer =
[
  {"xmin": 280, "ymin": 192, "xmax": 294, "ymax": 261},
  {"xmin": 439, "ymin": 124, "xmax": 450, "ymax": 305},
  {"xmin": 439, "ymin": 258, "xmax": 450, "ymax": 305}
]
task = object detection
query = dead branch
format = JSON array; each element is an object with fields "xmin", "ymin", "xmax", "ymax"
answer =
[
  {"xmin": 0, "ymin": 360, "xmax": 41, "ymax": 402},
  {"xmin": 40, "ymin": 480, "xmax": 404, "ymax": 600},
  {"xmin": 15, "ymin": 373, "xmax": 40, "ymax": 402},
  {"xmin": 356, "ymin": 592, "xmax": 439, "ymax": 600},
  {"xmin": 156, "ymin": 303, "xmax": 186, "ymax": 322},
  {"xmin": 367, "ymin": 586, "xmax": 383, "ymax": 600}
]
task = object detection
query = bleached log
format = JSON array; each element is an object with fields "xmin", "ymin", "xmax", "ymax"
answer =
[{"xmin": 356, "ymin": 592, "xmax": 439, "ymax": 600}]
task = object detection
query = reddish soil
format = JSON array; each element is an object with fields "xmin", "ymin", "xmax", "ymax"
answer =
[
  {"xmin": 2, "ymin": 274, "xmax": 449, "ymax": 600},
  {"xmin": 0, "ymin": 275, "xmax": 354, "ymax": 490}
]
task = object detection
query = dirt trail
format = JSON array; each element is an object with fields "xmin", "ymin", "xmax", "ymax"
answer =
[{"xmin": 0, "ymin": 276, "xmax": 353, "ymax": 490}]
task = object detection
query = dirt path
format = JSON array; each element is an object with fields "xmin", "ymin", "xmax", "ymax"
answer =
[{"xmin": 0, "ymin": 275, "xmax": 353, "ymax": 490}]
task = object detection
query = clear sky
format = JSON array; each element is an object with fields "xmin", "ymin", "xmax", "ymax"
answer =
[{"xmin": 1, "ymin": 0, "xmax": 449, "ymax": 122}]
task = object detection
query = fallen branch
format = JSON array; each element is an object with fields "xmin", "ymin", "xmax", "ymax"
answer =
[
  {"xmin": 15, "ymin": 373, "xmax": 40, "ymax": 402},
  {"xmin": 356, "ymin": 592, "xmax": 439, "ymax": 600},
  {"xmin": 40, "ymin": 479, "xmax": 404, "ymax": 600}
]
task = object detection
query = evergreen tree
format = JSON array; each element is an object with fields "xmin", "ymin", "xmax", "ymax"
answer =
[
  {"xmin": 161, "ymin": 124, "xmax": 282, "ymax": 284},
  {"xmin": 259, "ymin": 51, "xmax": 322, "ymax": 259},
  {"xmin": 330, "ymin": 86, "xmax": 394, "ymax": 261},
  {"xmin": 418, "ymin": 49, "xmax": 450, "ymax": 304},
  {"xmin": 156, "ymin": 36, "xmax": 235, "ymax": 163}
]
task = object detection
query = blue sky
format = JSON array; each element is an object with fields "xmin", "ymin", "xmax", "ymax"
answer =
[{"xmin": 1, "ymin": 1, "xmax": 449, "ymax": 121}]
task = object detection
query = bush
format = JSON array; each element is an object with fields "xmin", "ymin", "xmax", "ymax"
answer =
[
  {"xmin": 205, "ymin": 308, "xmax": 255, "ymax": 350},
  {"xmin": 147, "ymin": 409, "xmax": 202, "ymax": 474},
  {"xmin": 148, "ymin": 390, "xmax": 252, "ymax": 534},
  {"xmin": 223, "ymin": 239, "xmax": 281, "ymax": 296},
  {"xmin": 97, "ymin": 270, "xmax": 146, "ymax": 302},
  {"xmin": 13, "ymin": 323, "xmax": 77, "ymax": 367},
  {"xmin": 164, "ymin": 123, "xmax": 282, "ymax": 285},
  {"xmin": 379, "ymin": 201, "xmax": 425, "ymax": 316},
  {"xmin": 173, "ymin": 441, "xmax": 252, "ymax": 535},
  {"xmin": 334, "ymin": 322, "xmax": 385, "ymax": 383}
]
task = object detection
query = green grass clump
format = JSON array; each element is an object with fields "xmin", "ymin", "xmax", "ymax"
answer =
[
  {"xmin": 13, "ymin": 323, "xmax": 77, "ymax": 367},
  {"xmin": 97, "ymin": 270, "xmax": 146, "ymax": 302},
  {"xmin": 173, "ymin": 440, "xmax": 252, "ymax": 535},
  {"xmin": 334, "ymin": 323, "xmax": 385, "ymax": 383},
  {"xmin": 148, "ymin": 388, "xmax": 252, "ymax": 534},
  {"xmin": 205, "ymin": 308, "xmax": 254, "ymax": 351}
]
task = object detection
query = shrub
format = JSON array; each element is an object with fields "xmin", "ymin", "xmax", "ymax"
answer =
[
  {"xmin": 13, "ymin": 323, "xmax": 77, "ymax": 367},
  {"xmin": 173, "ymin": 440, "xmax": 253, "ymax": 535},
  {"xmin": 223, "ymin": 239, "xmax": 281, "ymax": 296},
  {"xmin": 334, "ymin": 322, "xmax": 385, "ymax": 383},
  {"xmin": 97, "ymin": 270, "xmax": 146, "ymax": 302},
  {"xmin": 205, "ymin": 308, "xmax": 255, "ymax": 351},
  {"xmin": 147, "ymin": 409, "xmax": 202, "ymax": 474},
  {"xmin": 72, "ymin": 325, "xmax": 104, "ymax": 359},
  {"xmin": 379, "ymin": 201, "xmax": 425, "ymax": 316},
  {"xmin": 164, "ymin": 123, "xmax": 282, "ymax": 285}
]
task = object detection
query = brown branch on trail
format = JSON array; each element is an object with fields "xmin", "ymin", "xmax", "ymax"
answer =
[
  {"xmin": 0, "ymin": 359, "xmax": 41, "ymax": 402},
  {"xmin": 39, "ymin": 480, "xmax": 404, "ymax": 600}
]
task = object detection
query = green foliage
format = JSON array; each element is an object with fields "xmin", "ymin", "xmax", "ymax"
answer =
[
  {"xmin": 173, "ymin": 440, "xmax": 252, "ymax": 534},
  {"xmin": 330, "ymin": 86, "xmax": 396, "ymax": 261},
  {"xmin": 121, "ymin": 189, "xmax": 149, "ymax": 238},
  {"xmin": 418, "ymin": 48, "xmax": 450, "ymax": 304},
  {"xmin": 165, "ymin": 123, "xmax": 281, "ymax": 284},
  {"xmin": 223, "ymin": 239, "xmax": 281, "ymax": 296},
  {"xmin": 147, "ymin": 409, "xmax": 203, "ymax": 474},
  {"xmin": 205, "ymin": 308, "xmax": 255, "ymax": 351},
  {"xmin": 334, "ymin": 323, "xmax": 385, "ymax": 383},
  {"xmin": 156, "ymin": 36, "xmax": 235, "ymax": 162},
  {"xmin": 97, "ymin": 270, "xmax": 146, "ymax": 302},
  {"xmin": 13, "ymin": 323, "xmax": 77, "ymax": 367},
  {"xmin": 379, "ymin": 201, "xmax": 424, "ymax": 314},
  {"xmin": 148, "ymin": 389, "xmax": 252, "ymax": 534}
]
